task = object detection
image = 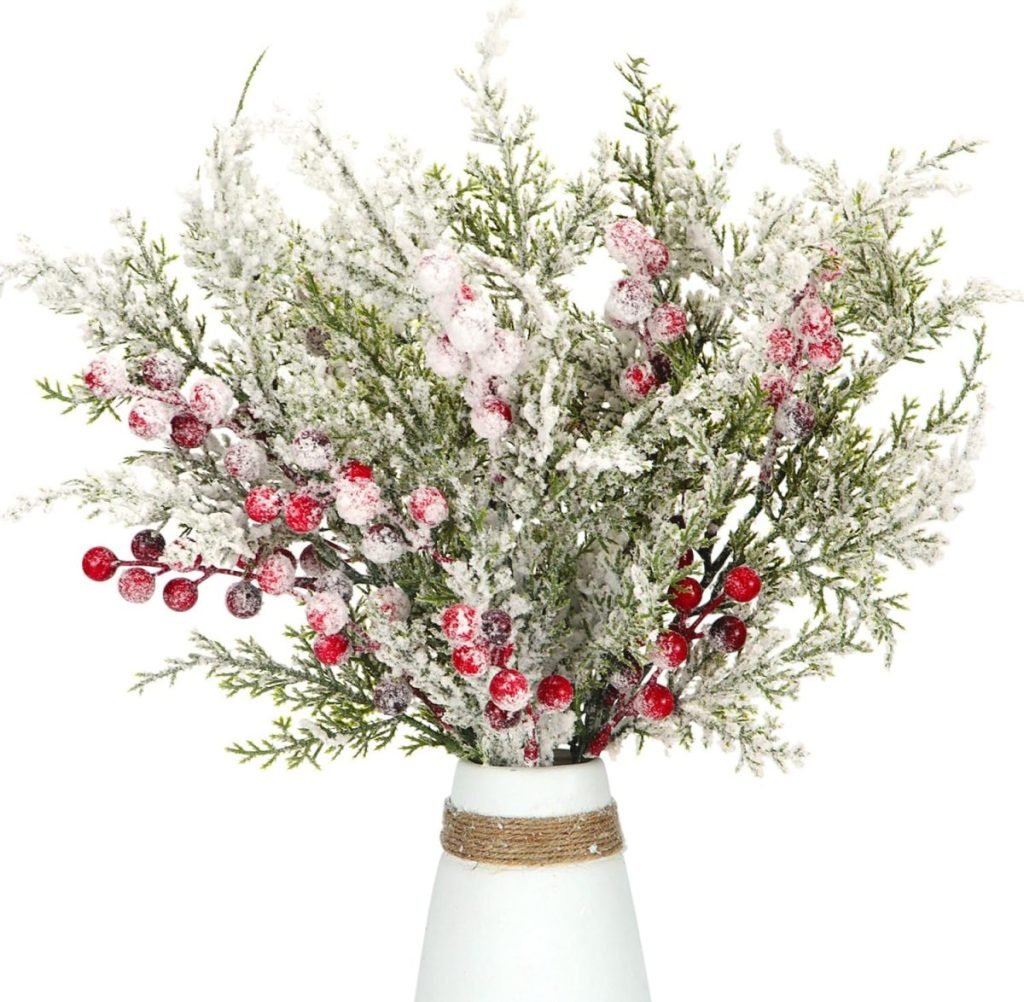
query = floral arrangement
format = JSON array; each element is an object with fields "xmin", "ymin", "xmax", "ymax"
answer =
[{"xmin": 1, "ymin": 11, "xmax": 1004, "ymax": 771}]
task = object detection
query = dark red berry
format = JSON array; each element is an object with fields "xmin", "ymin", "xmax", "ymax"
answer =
[
  {"xmin": 130, "ymin": 530, "xmax": 166, "ymax": 561},
  {"xmin": 373, "ymin": 676, "xmax": 413, "ymax": 716},
  {"xmin": 677, "ymin": 549, "xmax": 695, "ymax": 568},
  {"xmin": 170, "ymin": 413, "xmax": 209, "ymax": 449},
  {"xmin": 299, "ymin": 544, "xmax": 327, "ymax": 576},
  {"xmin": 118, "ymin": 567, "xmax": 156, "ymax": 603},
  {"xmin": 163, "ymin": 577, "xmax": 199, "ymax": 612},
  {"xmin": 724, "ymin": 566, "xmax": 762, "ymax": 603},
  {"xmin": 708, "ymin": 615, "xmax": 747, "ymax": 653},
  {"xmin": 650, "ymin": 353, "xmax": 672, "ymax": 385},
  {"xmin": 480, "ymin": 608, "xmax": 512, "ymax": 644},
  {"xmin": 669, "ymin": 577, "xmax": 703, "ymax": 613},
  {"xmin": 484, "ymin": 700, "xmax": 521, "ymax": 731},
  {"xmin": 82, "ymin": 546, "xmax": 119, "ymax": 582},
  {"xmin": 225, "ymin": 580, "xmax": 262, "ymax": 619}
]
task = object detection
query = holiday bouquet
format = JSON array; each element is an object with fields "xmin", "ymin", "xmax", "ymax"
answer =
[{"xmin": 1, "ymin": 9, "xmax": 1008, "ymax": 999}]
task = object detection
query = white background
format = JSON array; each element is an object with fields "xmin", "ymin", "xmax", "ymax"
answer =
[{"xmin": 1, "ymin": 1, "xmax": 1022, "ymax": 999}]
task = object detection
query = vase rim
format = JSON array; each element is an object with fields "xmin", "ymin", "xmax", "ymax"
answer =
[{"xmin": 449, "ymin": 757, "xmax": 612, "ymax": 817}]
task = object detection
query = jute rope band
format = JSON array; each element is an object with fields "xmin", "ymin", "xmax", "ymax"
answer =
[{"xmin": 440, "ymin": 799, "xmax": 625, "ymax": 867}]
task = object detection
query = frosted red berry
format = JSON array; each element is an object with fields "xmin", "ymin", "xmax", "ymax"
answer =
[
  {"xmin": 484, "ymin": 700, "xmax": 521, "ymax": 731},
  {"xmin": 765, "ymin": 327, "xmax": 797, "ymax": 365},
  {"xmin": 537, "ymin": 674, "xmax": 574, "ymax": 712},
  {"xmin": 489, "ymin": 643, "xmax": 515, "ymax": 668},
  {"xmin": 669, "ymin": 577, "xmax": 703, "ymax": 613},
  {"xmin": 806, "ymin": 333, "xmax": 844, "ymax": 370},
  {"xmin": 256, "ymin": 552, "xmax": 296, "ymax": 595},
  {"xmin": 408, "ymin": 486, "xmax": 449, "ymax": 528},
  {"xmin": 284, "ymin": 492, "xmax": 324, "ymax": 534},
  {"xmin": 642, "ymin": 238, "xmax": 670, "ymax": 277},
  {"xmin": 440, "ymin": 603, "xmax": 480, "ymax": 643},
  {"xmin": 636, "ymin": 682, "xmax": 675, "ymax": 721},
  {"xmin": 451, "ymin": 643, "xmax": 489, "ymax": 677},
  {"xmin": 480, "ymin": 609, "xmax": 512, "ymax": 645},
  {"xmin": 340, "ymin": 459, "xmax": 374, "ymax": 482},
  {"xmin": 130, "ymin": 529, "xmax": 166, "ymax": 561},
  {"xmin": 82, "ymin": 546, "xmax": 119, "ymax": 581},
  {"xmin": 724, "ymin": 566, "xmax": 762, "ymax": 603},
  {"xmin": 299, "ymin": 544, "xmax": 327, "ymax": 576},
  {"xmin": 141, "ymin": 351, "xmax": 185, "ymax": 391},
  {"xmin": 652, "ymin": 630, "xmax": 689, "ymax": 669},
  {"xmin": 489, "ymin": 668, "xmax": 530, "ymax": 712},
  {"xmin": 163, "ymin": 577, "xmax": 199, "ymax": 612},
  {"xmin": 620, "ymin": 362, "xmax": 657, "ymax": 401},
  {"xmin": 647, "ymin": 303, "xmax": 688, "ymax": 343},
  {"xmin": 118, "ymin": 567, "xmax": 155, "ymax": 603},
  {"xmin": 170, "ymin": 413, "xmax": 209, "ymax": 449},
  {"xmin": 225, "ymin": 580, "xmax": 262, "ymax": 619},
  {"xmin": 373, "ymin": 676, "xmax": 413, "ymax": 716},
  {"xmin": 760, "ymin": 372, "xmax": 790, "ymax": 408},
  {"xmin": 313, "ymin": 633, "xmax": 350, "ymax": 666},
  {"xmin": 708, "ymin": 615, "xmax": 747, "ymax": 653},
  {"xmin": 523, "ymin": 739, "xmax": 539, "ymax": 764},
  {"xmin": 244, "ymin": 486, "xmax": 282, "ymax": 524}
]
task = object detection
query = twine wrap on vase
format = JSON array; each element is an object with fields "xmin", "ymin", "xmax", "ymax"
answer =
[{"xmin": 440, "ymin": 799, "xmax": 625, "ymax": 867}]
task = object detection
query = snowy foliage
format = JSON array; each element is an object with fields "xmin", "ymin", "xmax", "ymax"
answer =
[{"xmin": 1, "ymin": 15, "xmax": 1007, "ymax": 772}]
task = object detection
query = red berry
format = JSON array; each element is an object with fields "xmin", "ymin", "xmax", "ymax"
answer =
[
  {"xmin": 760, "ymin": 372, "xmax": 790, "ymax": 407},
  {"xmin": 536, "ymin": 674, "xmax": 574, "ymax": 712},
  {"xmin": 587, "ymin": 725, "xmax": 612, "ymax": 758},
  {"xmin": 480, "ymin": 609, "xmax": 512, "ymax": 644},
  {"xmin": 141, "ymin": 352, "xmax": 184, "ymax": 391},
  {"xmin": 306, "ymin": 592, "xmax": 349, "ymax": 635},
  {"xmin": 256, "ymin": 552, "xmax": 296, "ymax": 595},
  {"xmin": 313, "ymin": 633, "xmax": 350, "ymax": 666},
  {"xmin": 131, "ymin": 530, "xmax": 166, "ymax": 561},
  {"xmin": 407, "ymin": 486, "xmax": 449, "ymax": 527},
  {"xmin": 708, "ymin": 615, "xmax": 747, "ymax": 653},
  {"xmin": 724, "ymin": 566, "xmax": 762, "ymax": 603},
  {"xmin": 440, "ymin": 603, "xmax": 479, "ymax": 643},
  {"xmin": 489, "ymin": 643, "xmax": 515, "ymax": 668},
  {"xmin": 118, "ymin": 567, "xmax": 155, "ymax": 603},
  {"xmin": 620, "ymin": 362, "xmax": 657, "ymax": 402},
  {"xmin": 642, "ymin": 238, "xmax": 670, "ymax": 277},
  {"xmin": 669, "ymin": 577, "xmax": 703, "ymax": 613},
  {"xmin": 225, "ymin": 580, "xmax": 262, "ymax": 619},
  {"xmin": 636, "ymin": 683, "xmax": 675, "ymax": 721},
  {"xmin": 244, "ymin": 486, "xmax": 282, "ymax": 524},
  {"xmin": 677, "ymin": 549, "xmax": 695, "ymax": 568},
  {"xmin": 489, "ymin": 668, "xmax": 530, "ymax": 712},
  {"xmin": 128, "ymin": 401, "xmax": 169, "ymax": 440},
  {"xmin": 340, "ymin": 460, "xmax": 374, "ymax": 482},
  {"xmin": 163, "ymin": 577, "xmax": 199, "ymax": 612},
  {"xmin": 523, "ymin": 739, "xmax": 539, "ymax": 764},
  {"xmin": 652, "ymin": 631, "xmax": 689, "ymax": 669},
  {"xmin": 806, "ymin": 333, "xmax": 844, "ymax": 370},
  {"xmin": 82, "ymin": 546, "xmax": 118, "ymax": 582},
  {"xmin": 765, "ymin": 326, "xmax": 797, "ymax": 365},
  {"xmin": 170, "ymin": 413, "xmax": 209, "ymax": 449},
  {"xmin": 484, "ymin": 700, "xmax": 521, "ymax": 731},
  {"xmin": 647, "ymin": 303, "xmax": 687, "ymax": 343},
  {"xmin": 284, "ymin": 492, "xmax": 324, "ymax": 534},
  {"xmin": 373, "ymin": 676, "xmax": 413, "ymax": 716},
  {"xmin": 451, "ymin": 644, "xmax": 488, "ymax": 676}
]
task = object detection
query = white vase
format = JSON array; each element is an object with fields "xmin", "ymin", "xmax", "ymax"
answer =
[{"xmin": 414, "ymin": 759, "xmax": 651, "ymax": 1002}]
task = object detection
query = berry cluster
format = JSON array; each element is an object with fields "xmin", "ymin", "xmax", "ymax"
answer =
[
  {"xmin": 602, "ymin": 218, "xmax": 688, "ymax": 402},
  {"xmin": 439, "ymin": 601, "xmax": 575, "ymax": 763},
  {"xmin": 85, "ymin": 350, "xmax": 237, "ymax": 452},
  {"xmin": 759, "ymin": 248, "xmax": 845, "ymax": 447},
  {"xmin": 585, "ymin": 557, "xmax": 763, "ymax": 758},
  {"xmin": 415, "ymin": 246, "xmax": 521, "ymax": 441}
]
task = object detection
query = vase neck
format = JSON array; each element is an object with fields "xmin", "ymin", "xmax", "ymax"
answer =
[{"xmin": 449, "ymin": 759, "xmax": 612, "ymax": 818}]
